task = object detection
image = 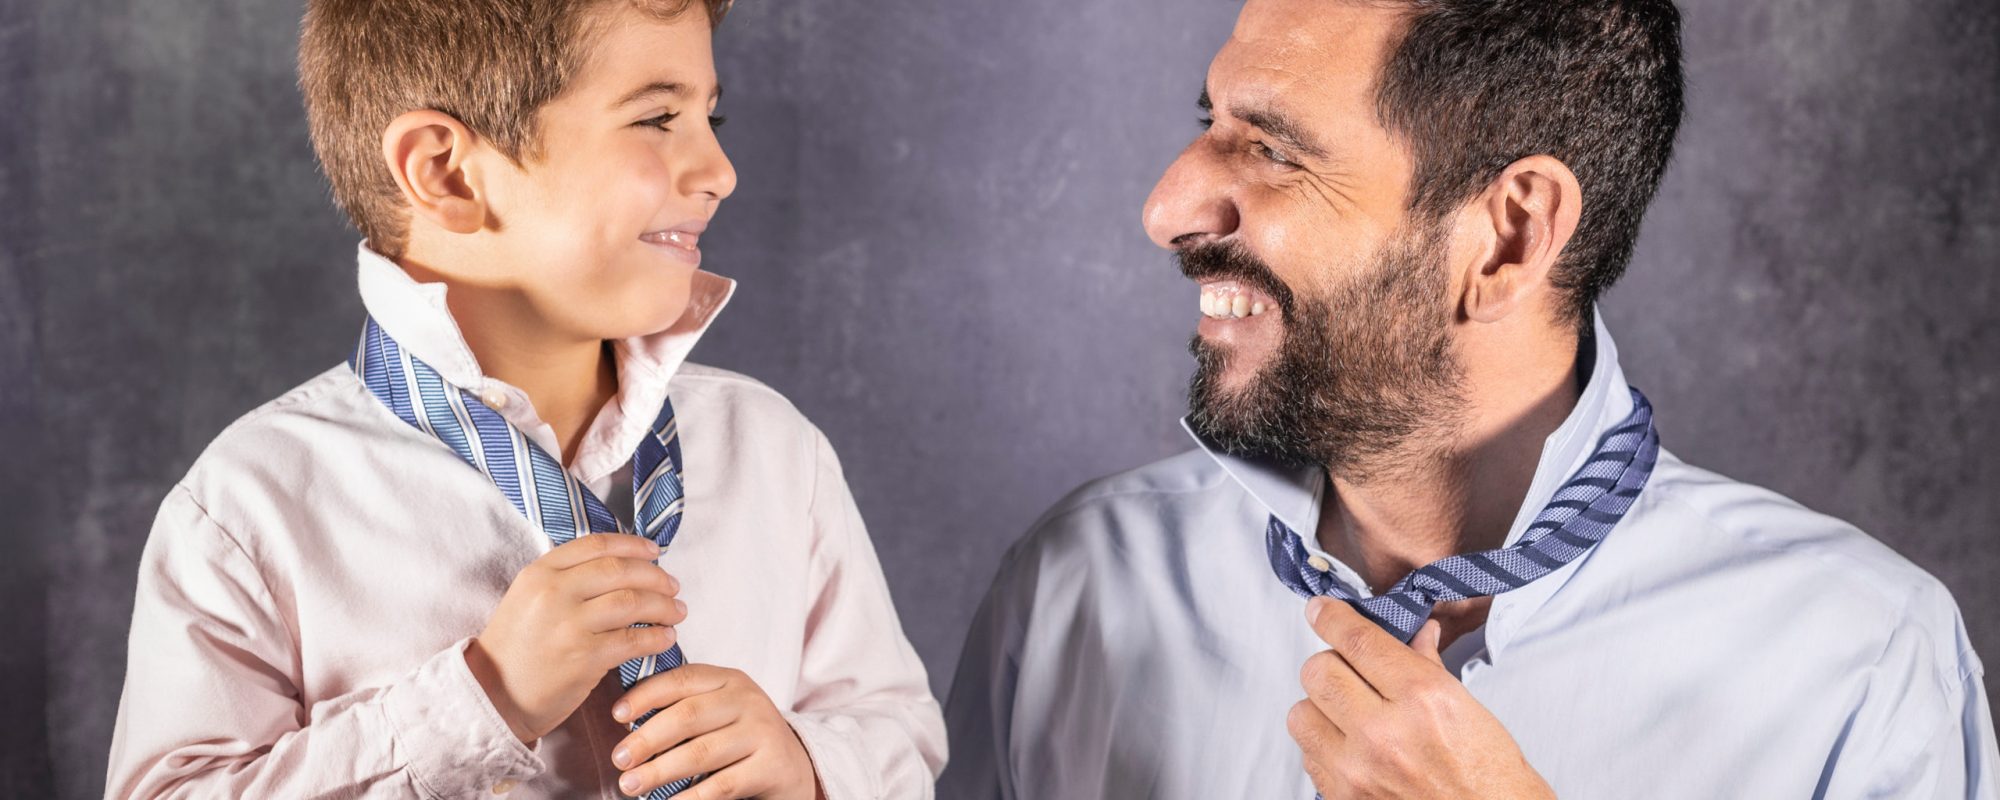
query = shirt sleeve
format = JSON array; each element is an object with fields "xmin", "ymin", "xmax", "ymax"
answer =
[
  {"xmin": 936, "ymin": 534, "xmax": 1038, "ymax": 800},
  {"xmin": 781, "ymin": 428, "xmax": 948, "ymax": 799},
  {"xmin": 1818, "ymin": 590, "xmax": 2000, "ymax": 799},
  {"xmin": 105, "ymin": 485, "xmax": 542, "ymax": 799}
]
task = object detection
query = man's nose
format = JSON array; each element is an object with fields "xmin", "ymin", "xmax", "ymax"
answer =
[{"xmin": 1142, "ymin": 143, "xmax": 1239, "ymax": 250}]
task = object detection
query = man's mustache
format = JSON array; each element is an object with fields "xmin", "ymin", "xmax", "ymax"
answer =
[{"xmin": 1175, "ymin": 242, "xmax": 1296, "ymax": 315}]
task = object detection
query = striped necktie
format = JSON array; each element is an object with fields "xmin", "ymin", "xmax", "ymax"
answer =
[
  {"xmin": 350, "ymin": 317, "xmax": 698, "ymax": 799},
  {"xmin": 1267, "ymin": 387, "xmax": 1660, "ymax": 643}
]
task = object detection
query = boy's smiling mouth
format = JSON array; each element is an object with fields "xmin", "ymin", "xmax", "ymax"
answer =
[{"xmin": 640, "ymin": 222, "xmax": 705, "ymax": 266}]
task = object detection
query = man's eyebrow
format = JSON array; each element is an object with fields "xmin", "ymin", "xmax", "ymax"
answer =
[
  {"xmin": 612, "ymin": 81, "xmax": 724, "ymax": 108},
  {"xmin": 1230, "ymin": 103, "xmax": 1329, "ymax": 161}
]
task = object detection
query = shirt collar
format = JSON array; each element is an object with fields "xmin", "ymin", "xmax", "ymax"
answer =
[
  {"xmin": 1186, "ymin": 309, "xmax": 1637, "ymax": 655},
  {"xmin": 352, "ymin": 243, "xmax": 736, "ymax": 483}
]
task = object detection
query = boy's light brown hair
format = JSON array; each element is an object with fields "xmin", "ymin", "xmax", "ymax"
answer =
[{"xmin": 299, "ymin": 0, "xmax": 731, "ymax": 258}]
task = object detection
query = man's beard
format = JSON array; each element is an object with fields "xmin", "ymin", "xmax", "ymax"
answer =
[{"xmin": 1182, "ymin": 222, "xmax": 1464, "ymax": 478}]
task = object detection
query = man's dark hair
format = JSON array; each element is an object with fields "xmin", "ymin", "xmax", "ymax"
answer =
[{"xmin": 1373, "ymin": 0, "xmax": 1685, "ymax": 329}]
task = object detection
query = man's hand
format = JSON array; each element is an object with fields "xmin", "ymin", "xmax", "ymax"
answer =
[
  {"xmin": 1288, "ymin": 597, "xmax": 1554, "ymax": 799},
  {"xmin": 465, "ymin": 533, "xmax": 687, "ymax": 742},
  {"xmin": 609, "ymin": 664, "xmax": 822, "ymax": 800}
]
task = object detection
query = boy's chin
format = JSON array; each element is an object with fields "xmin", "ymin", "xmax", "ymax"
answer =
[{"xmin": 586, "ymin": 303, "xmax": 692, "ymax": 341}]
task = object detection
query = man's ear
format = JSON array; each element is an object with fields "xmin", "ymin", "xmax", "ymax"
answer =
[
  {"xmin": 380, "ymin": 110, "xmax": 488, "ymax": 236},
  {"xmin": 1458, "ymin": 155, "xmax": 1583, "ymax": 325}
]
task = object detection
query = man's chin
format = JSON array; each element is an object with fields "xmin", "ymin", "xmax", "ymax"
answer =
[{"xmin": 1191, "ymin": 336, "xmax": 1271, "ymax": 389}]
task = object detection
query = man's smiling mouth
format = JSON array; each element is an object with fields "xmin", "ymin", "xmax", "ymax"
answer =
[{"xmin": 1199, "ymin": 280, "xmax": 1276, "ymax": 319}]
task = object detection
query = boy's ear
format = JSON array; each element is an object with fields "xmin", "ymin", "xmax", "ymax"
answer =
[
  {"xmin": 1456, "ymin": 154, "xmax": 1583, "ymax": 325},
  {"xmin": 380, "ymin": 110, "xmax": 488, "ymax": 236}
]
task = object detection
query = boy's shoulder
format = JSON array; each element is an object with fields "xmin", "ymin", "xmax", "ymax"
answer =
[
  {"xmin": 666, "ymin": 361, "xmax": 821, "ymax": 438},
  {"xmin": 174, "ymin": 364, "xmax": 394, "ymax": 496}
]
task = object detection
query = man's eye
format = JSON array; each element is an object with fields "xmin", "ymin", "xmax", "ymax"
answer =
[
  {"xmin": 1197, "ymin": 116, "xmax": 1215, "ymax": 130},
  {"xmin": 638, "ymin": 112, "xmax": 681, "ymax": 130},
  {"xmin": 1252, "ymin": 140, "xmax": 1295, "ymax": 167}
]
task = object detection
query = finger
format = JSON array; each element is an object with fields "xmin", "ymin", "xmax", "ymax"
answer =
[
  {"xmin": 1286, "ymin": 699, "xmax": 1346, "ymax": 795},
  {"xmin": 613, "ymin": 665, "xmax": 735, "ymax": 725},
  {"xmin": 1412, "ymin": 619, "xmax": 1444, "ymax": 667},
  {"xmin": 1305, "ymin": 597, "xmax": 1427, "ymax": 699},
  {"xmin": 663, "ymin": 755, "xmax": 780, "ymax": 800},
  {"xmin": 536, "ymin": 533, "xmax": 660, "ymax": 570},
  {"xmin": 1300, "ymin": 649, "xmax": 1383, "ymax": 720},
  {"xmin": 612, "ymin": 689, "xmax": 742, "ymax": 769},
  {"xmin": 561, "ymin": 555, "xmax": 679, "ymax": 601},
  {"xmin": 595, "ymin": 623, "xmax": 677, "ymax": 671},
  {"xmin": 578, "ymin": 588, "xmax": 688, "ymax": 633},
  {"xmin": 619, "ymin": 727, "xmax": 753, "ymax": 798}
]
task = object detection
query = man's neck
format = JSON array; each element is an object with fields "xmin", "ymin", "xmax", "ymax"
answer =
[
  {"xmin": 1316, "ymin": 329, "xmax": 1588, "ymax": 598},
  {"xmin": 402, "ymin": 259, "xmax": 618, "ymax": 466}
]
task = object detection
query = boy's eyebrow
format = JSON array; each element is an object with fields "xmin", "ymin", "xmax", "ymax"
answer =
[
  {"xmin": 612, "ymin": 81, "xmax": 725, "ymax": 108},
  {"xmin": 1199, "ymin": 84, "xmax": 1330, "ymax": 161}
]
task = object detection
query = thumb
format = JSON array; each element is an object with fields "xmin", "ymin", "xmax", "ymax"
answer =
[{"xmin": 1412, "ymin": 619, "xmax": 1444, "ymax": 666}]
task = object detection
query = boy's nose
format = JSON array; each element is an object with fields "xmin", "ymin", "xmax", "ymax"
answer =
[{"xmin": 683, "ymin": 128, "xmax": 737, "ymax": 203}]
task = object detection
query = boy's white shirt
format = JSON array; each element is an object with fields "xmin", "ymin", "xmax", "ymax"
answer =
[{"xmin": 106, "ymin": 244, "xmax": 947, "ymax": 799}]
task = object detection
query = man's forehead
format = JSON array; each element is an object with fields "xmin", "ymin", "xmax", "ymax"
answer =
[{"xmin": 1212, "ymin": 0, "xmax": 1406, "ymax": 110}]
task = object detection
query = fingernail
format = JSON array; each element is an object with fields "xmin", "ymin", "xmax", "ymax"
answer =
[
  {"xmin": 612, "ymin": 746, "xmax": 631, "ymax": 769},
  {"xmin": 1306, "ymin": 597, "xmax": 1328, "ymax": 624},
  {"xmin": 674, "ymin": 599, "xmax": 687, "ymax": 616},
  {"xmin": 612, "ymin": 701, "xmax": 631, "ymax": 722},
  {"xmin": 619, "ymin": 773, "xmax": 640, "ymax": 794}
]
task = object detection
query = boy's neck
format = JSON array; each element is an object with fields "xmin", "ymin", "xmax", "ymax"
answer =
[{"xmin": 404, "ymin": 260, "xmax": 618, "ymax": 466}]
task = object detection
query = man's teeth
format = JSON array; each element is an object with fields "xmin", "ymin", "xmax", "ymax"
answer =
[{"xmin": 1200, "ymin": 288, "xmax": 1269, "ymax": 319}]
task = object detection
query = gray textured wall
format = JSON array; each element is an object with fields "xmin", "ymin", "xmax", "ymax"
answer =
[{"xmin": 4, "ymin": 0, "xmax": 1996, "ymax": 796}]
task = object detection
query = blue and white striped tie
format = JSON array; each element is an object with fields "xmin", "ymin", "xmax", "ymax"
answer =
[
  {"xmin": 1267, "ymin": 387, "xmax": 1661, "ymax": 642},
  {"xmin": 350, "ymin": 317, "xmax": 697, "ymax": 799}
]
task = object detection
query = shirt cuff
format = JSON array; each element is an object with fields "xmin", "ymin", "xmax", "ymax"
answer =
[
  {"xmin": 784, "ymin": 712, "xmax": 877, "ymax": 800},
  {"xmin": 381, "ymin": 637, "xmax": 544, "ymax": 797}
]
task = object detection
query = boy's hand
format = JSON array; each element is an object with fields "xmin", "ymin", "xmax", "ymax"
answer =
[
  {"xmin": 609, "ymin": 665, "xmax": 822, "ymax": 800},
  {"xmin": 465, "ymin": 533, "xmax": 686, "ymax": 743}
]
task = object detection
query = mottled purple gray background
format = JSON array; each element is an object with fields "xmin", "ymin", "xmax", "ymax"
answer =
[{"xmin": 3, "ymin": 0, "xmax": 1997, "ymax": 796}]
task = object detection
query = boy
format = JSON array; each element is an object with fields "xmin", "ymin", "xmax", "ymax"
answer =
[{"xmin": 104, "ymin": 1, "xmax": 946, "ymax": 797}]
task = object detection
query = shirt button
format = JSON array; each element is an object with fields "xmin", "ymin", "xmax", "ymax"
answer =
[
  {"xmin": 491, "ymin": 780, "xmax": 516, "ymax": 794},
  {"xmin": 481, "ymin": 389, "xmax": 510, "ymax": 410},
  {"xmin": 1306, "ymin": 555, "xmax": 1332, "ymax": 572}
]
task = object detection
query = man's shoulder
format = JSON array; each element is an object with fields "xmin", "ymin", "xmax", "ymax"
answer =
[
  {"xmin": 1001, "ymin": 449, "xmax": 1239, "ymax": 570},
  {"xmin": 1642, "ymin": 452, "xmax": 1947, "ymax": 599},
  {"xmin": 1624, "ymin": 451, "xmax": 1974, "ymax": 673}
]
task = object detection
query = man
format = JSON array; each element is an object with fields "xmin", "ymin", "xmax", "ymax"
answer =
[{"xmin": 941, "ymin": 0, "xmax": 1999, "ymax": 797}]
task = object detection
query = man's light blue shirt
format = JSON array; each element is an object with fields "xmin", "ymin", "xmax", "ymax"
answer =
[{"xmin": 942, "ymin": 315, "xmax": 1998, "ymax": 798}]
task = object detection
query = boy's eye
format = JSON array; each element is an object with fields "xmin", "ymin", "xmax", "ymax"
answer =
[
  {"xmin": 708, "ymin": 114, "xmax": 727, "ymax": 129},
  {"xmin": 638, "ymin": 111, "xmax": 680, "ymax": 130}
]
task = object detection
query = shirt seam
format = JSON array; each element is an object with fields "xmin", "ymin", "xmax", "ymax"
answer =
[{"xmin": 172, "ymin": 484, "xmax": 302, "ymax": 668}]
